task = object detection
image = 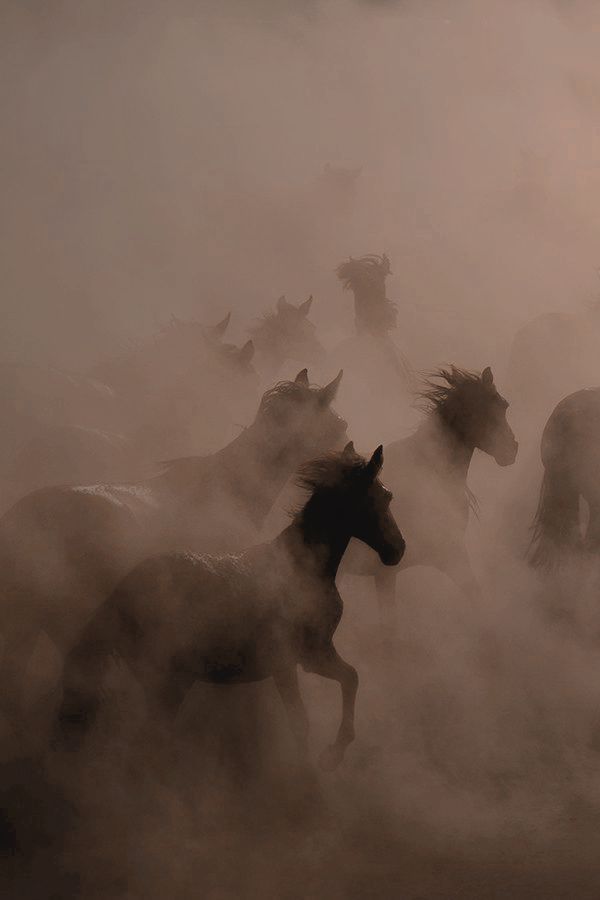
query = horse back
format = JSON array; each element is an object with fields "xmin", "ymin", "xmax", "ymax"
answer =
[
  {"xmin": 107, "ymin": 549, "xmax": 289, "ymax": 683},
  {"xmin": 0, "ymin": 483, "xmax": 153, "ymax": 643}
]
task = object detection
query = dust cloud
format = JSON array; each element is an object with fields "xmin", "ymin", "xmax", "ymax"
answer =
[{"xmin": 3, "ymin": 1, "xmax": 600, "ymax": 898}]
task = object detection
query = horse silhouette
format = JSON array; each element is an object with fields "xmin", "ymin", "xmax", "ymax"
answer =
[
  {"xmin": 249, "ymin": 295, "xmax": 324, "ymax": 377},
  {"xmin": 336, "ymin": 253, "xmax": 397, "ymax": 339},
  {"xmin": 92, "ymin": 312, "xmax": 257, "ymax": 458},
  {"xmin": 507, "ymin": 303, "xmax": 600, "ymax": 428},
  {"xmin": 332, "ymin": 253, "xmax": 413, "ymax": 446},
  {"xmin": 0, "ymin": 369, "xmax": 346, "ymax": 728},
  {"xmin": 54, "ymin": 443, "xmax": 405, "ymax": 770},
  {"xmin": 343, "ymin": 367, "xmax": 517, "ymax": 627},
  {"xmin": 529, "ymin": 387, "xmax": 600, "ymax": 569}
]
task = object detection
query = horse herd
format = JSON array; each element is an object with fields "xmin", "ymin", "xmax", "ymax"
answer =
[{"xmin": 1, "ymin": 254, "xmax": 599, "ymax": 779}]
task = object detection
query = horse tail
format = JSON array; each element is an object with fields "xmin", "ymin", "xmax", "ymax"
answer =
[
  {"xmin": 52, "ymin": 584, "xmax": 142, "ymax": 752},
  {"xmin": 528, "ymin": 464, "xmax": 581, "ymax": 569}
]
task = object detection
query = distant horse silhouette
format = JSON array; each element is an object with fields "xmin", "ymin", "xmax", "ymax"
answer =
[
  {"xmin": 331, "ymin": 253, "xmax": 413, "ymax": 446},
  {"xmin": 93, "ymin": 312, "xmax": 257, "ymax": 457},
  {"xmin": 343, "ymin": 367, "xmax": 518, "ymax": 626},
  {"xmin": 0, "ymin": 370, "xmax": 346, "ymax": 724},
  {"xmin": 249, "ymin": 295, "xmax": 324, "ymax": 378},
  {"xmin": 336, "ymin": 254, "xmax": 397, "ymax": 339},
  {"xmin": 529, "ymin": 387, "xmax": 600, "ymax": 569},
  {"xmin": 0, "ymin": 363, "xmax": 121, "ymax": 507},
  {"xmin": 54, "ymin": 443, "xmax": 405, "ymax": 770},
  {"xmin": 507, "ymin": 303, "xmax": 600, "ymax": 426}
]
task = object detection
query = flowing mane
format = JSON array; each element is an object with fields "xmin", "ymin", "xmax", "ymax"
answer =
[
  {"xmin": 294, "ymin": 449, "xmax": 368, "ymax": 495},
  {"xmin": 417, "ymin": 367, "xmax": 485, "ymax": 414},
  {"xmin": 336, "ymin": 254, "xmax": 397, "ymax": 335},
  {"xmin": 335, "ymin": 254, "xmax": 391, "ymax": 293}
]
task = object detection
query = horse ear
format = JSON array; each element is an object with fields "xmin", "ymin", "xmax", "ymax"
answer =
[
  {"xmin": 276, "ymin": 295, "xmax": 287, "ymax": 313},
  {"xmin": 212, "ymin": 312, "xmax": 231, "ymax": 339},
  {"xmin": 343, "ymin": 440, "xmax": 355, "ymax": 456},
  {"xmin": 294, "ymin": 368, "xmax": 309, "ymax": 386},
  {"xmin": 482, "ymin": 366, "xmax": 494, "ymax": 387},
  {"xmin": 298, "ymin": 295, "xmax": 313, "ymax": 317},
  {"xmin": 237, "ymin": 340, "xmax": 254, "ymax": 366},
  {"xmin": 366, "ymin": 445, "xmax": 384, "ymax": 480},
  {"xmin": 319, "ymin": 370, "xmax": 343, "ymax": 405}
]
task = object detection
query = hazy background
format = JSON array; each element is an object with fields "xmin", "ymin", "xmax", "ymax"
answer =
[
  {"xmin": 4, "ymin": 2, "xmax": 600, "ymax": 898},
  {"xmin": 3, "ymin": 0, "xmax": 600, "ymax": 372}
]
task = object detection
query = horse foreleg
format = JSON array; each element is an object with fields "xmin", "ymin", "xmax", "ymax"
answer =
[
  {"xmin": 302, "ymin": 646, "xmax": 358, "ymax": 771},
  {"xmin": 273, "ymin": 666, "xmax": 309, "ymax": 760}
]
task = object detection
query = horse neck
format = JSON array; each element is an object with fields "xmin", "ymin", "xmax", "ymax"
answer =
[
  {"xmin": 278, "ymin": 496, "xmax": 350, "ymax": 581},
  {"xmin": 411, "ymin": 413, "xmax": 475, "ymax": 482},
  {"xmin": 352, "ymin": 284, "xmax": 389, "ymax": 335},
  {"xmin": 211, "ymin": 420, "xmax": 301, "ymax": 527},
  {"xmin": 252, "ymin": 324, "xmax": 286, "ymax": 372}
]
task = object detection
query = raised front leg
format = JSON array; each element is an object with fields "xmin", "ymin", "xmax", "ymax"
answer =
[
  {"xmin": 302, "ymin": 645, "xmax": 358, "ymax": 771},
  {"xmin": 273, "ymin": 666, "xmax": 309, "ymax": 760}
]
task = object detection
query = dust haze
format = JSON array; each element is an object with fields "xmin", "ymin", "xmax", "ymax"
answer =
[{"xmin": 3, "ymin": 1, "xmax": 600, "ymax": 898}]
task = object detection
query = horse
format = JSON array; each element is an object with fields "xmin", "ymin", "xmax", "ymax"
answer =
[
  {"xmin": 0, "ymin": 369, "xmax": 347, "ymax": 727},
  {"xmin": 249, "ymin": 295, "xmax": 324, "ymax": 379},
  {"xmin": 330, "ymin": 253, "xmax": 414, "ymax": 446},
  {"xmin": 342, "ymin": 367, "xmax": 518, "ymax": 628},
  {"xmin": 529, "ymin": 387, "xmax": 600, "ymax": 569},
  {"xmin": 92, "ymin": 312, "xmax": 257, "ymax": 457},
  {"xmin": 506, "ymin": 303, "xmax": 600, "ymax": 432},
  {"xmin": 0, "ymin": 363, "xmax": 122, "ymax": 508},
  {"xmin": 54, "ymin": 443, "xmax": 405, "ymax": 770},
  {"xmin": 336, "ymin": 253, "xmax": 398, "ymax": 339}
]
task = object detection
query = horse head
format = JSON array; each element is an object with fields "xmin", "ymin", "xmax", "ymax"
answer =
[
  {"xmin": 296, "ymin": 442, "xmax": 405, "ymax": 566},
  {"xmin": 252, "ymin": 296, "xmax": 325, "ymax": 367},
  {"xmin": 255, "ymin": 368, "xmax": 347, "ymax": 460},
  {"xmin": 423, "ymin": 366, "xmax": 518, "ymax": 466}
]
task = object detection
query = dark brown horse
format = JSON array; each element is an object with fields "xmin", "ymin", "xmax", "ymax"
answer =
[
  {"xmin": 0, "ymin": 370, "xmax": 346, "ymax": 724},
  {"xmin": 54, "ymin": 443, "xmax": 404, "ymax": 770},
  {"xmin": 343, "ymin": 367, "xmax": 518, "ymax": 627},
  {"xmin": 529, "ymin": 387, "xmax": 600, "ymax": 569}
]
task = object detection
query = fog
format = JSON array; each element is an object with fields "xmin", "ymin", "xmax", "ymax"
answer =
[{"xmin": 3, "ymin": 1, "xmax": 600, "ymax": 898}]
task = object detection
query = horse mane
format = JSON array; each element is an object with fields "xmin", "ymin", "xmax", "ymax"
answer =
[
  {"xmin": 417, "ymin": 367, "xmax": 487, "ymax": 518},
  {"xmin": 417, "ymin": 367, "xmax": 484, "ymax": 414},
  {"xmin": 294, "ymin": 450, "xmax": 367, "ymax": 495},
  {"xmin": 335, "ymin": 255, "xmax": 390, "ymax": 291},
  {"xmin": 256, "ymin": 378, "xmax": 316, "ymax": 415},
  {"xmin": 248, "ymin": 311, "xmax": 282, "ymax": 340}
]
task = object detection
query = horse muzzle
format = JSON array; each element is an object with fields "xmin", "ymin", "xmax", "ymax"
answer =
[
  {"xmin": 495, "ymin": 440, "xmax": 518, "ymax": 467},
  {"xmin": 379, "ymin": 537, "xmax": 406, "ymax": 567}
]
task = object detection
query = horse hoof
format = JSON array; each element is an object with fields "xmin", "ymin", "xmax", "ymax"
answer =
[{"xmin": 318, "ymin": 745, "xmax": 344, "ymax": 772}]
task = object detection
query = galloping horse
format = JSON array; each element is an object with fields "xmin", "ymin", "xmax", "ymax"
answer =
[
  {"xmin": 336, "ymin": 254, "xmax": 397, "ymax": 339},
  {"xmin": 55, "ymin": 443, "xmax": 405, "ymax": 770},
  {"xmin": 529, "ymin": 387, "xmax": 600, "ymax": 569},
  {"xmin": 0, "ymin": 370, "xmax": 347, "ymax": 725},
  {"xmin": 332, "ymin": 254, "xmax": 413, "ymax": 445},
  {"xmin": 249, "ymin": 294, "xmax": 324, "ymax": 378},
  {"xmin": 343, "ymin": 367, "xmax": 518, "ymax": 626},
  {"xmin": 507, "ymin": 303, "xmax": 600, "ymax": 428}
]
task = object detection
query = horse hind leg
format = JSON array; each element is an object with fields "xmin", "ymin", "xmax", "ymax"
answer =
[{"xmin": 273, "ymin": 666, "xmax": 309, "ymax": 761}]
